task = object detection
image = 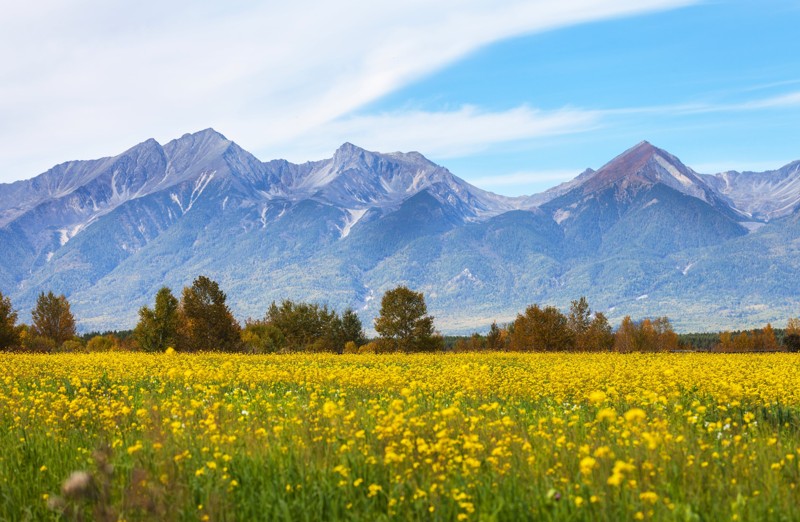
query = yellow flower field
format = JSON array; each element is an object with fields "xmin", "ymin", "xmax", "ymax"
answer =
[{"xmin": 1, "ymin": 352, "xmax": 799, "ymax": 520}]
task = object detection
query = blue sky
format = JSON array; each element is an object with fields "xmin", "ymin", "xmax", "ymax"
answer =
[{"xmin": 0, "ymin": 0, "xmax": 798, "ymax": 195}]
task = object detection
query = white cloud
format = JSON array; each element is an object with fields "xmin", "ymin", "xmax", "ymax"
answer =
[
  {"xmin": 274, "ymin": 105, "xmax": 602, "ymax": 161},
  {"xmin": 0, "ymin": 0, "xmax": 696, "ymax": 182},
  {"xmin": 608, "ymin": 90, "xmax": 800, "ymax": 117}
]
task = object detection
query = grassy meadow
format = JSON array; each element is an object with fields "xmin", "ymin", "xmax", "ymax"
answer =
[{"xmin": 1, "ymin": 352, "xmax": 800, "ymax": 520}]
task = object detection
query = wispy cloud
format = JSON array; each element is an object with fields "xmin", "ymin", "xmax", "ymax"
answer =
[
  {"xmin": 0, "ymin": 0, "xmax": 697, "ymax": 182},
  {"xmin": 275, "ymin": 105, "xmax": 602, "ymax": 161},
  {"xmin": 608, "ymin": 90, "xmax": 800, "ymax": 117}
]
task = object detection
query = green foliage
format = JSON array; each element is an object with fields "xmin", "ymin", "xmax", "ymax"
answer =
[
  {"xmin": 341, "ymin": 308, "xmax": 367, "ymax": 347},
  {"xmin": 30, "ymin": 291, "xmax": 76, "ymax": 347},
  {"xmin": 135, "ymin": 287, "xmax": 180, "ymax": 352},
  {"xmin": 23, "ymin": 335, "xmax": 57, "ymax": 353},
  {"xmin": 241, "ymin": 321, "xmax": 285, "ymax": 354},
  {"xmin": 264, "ymin": 300, "xmax": 365, "ymax": 354},
  {"xmin": 785, "ymin": 334, "xmax": 800, "ymax": 353},
  {"xmin": 0, "ymin": 291, "xmax": 20, "ymax": 350},
  {"xmin": 177, "ymin": 276, "xmax": 241, "ymax": 352},
  {"xmin": 374, "ymin": 286, "xmax": 440, "ymax": 352}
]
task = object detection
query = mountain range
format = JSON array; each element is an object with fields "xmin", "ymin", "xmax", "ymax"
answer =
[{"xmin": 1, "ymin": 129, "xmax": 799, "ymax": 333}]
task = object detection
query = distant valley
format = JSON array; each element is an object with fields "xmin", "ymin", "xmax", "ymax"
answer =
[{"xmin": 1, "ymin": 129, "xmax": 798, "ymax": 333}]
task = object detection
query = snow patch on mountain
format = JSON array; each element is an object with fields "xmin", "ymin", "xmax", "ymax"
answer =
[
  {"xmin": 655, "ymin": 154, "xmax": 695, "ymax": 189},
  {"xmin": 701, "ymin": 161, "xmax": 800, "ymax": 220},
  {"xmin": 340, "ymin": 208, "xmax": 368, "ymax": 238},
  {"xmin": 553, "ymin": 209, "xmax": 571, "ymax": 224}
]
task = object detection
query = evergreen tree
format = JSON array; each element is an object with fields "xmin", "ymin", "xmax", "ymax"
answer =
[
  {"xmin": 177, "ymin": 276, "xmax": 241, "ymax": 352},
  {"xmin": 0, "ymin": 291, "xmax": 20, "ymax": 350},
  {"xmin": 31, "ymin": 291, "xmax": 76, "ymax": 347},
  {"xmin": 134, "ymin": 287, "xmax": 180, "ymax": 352},
  {"xmin": 341, "ymin": 308, "xmax": 366, "ymax": 348}
]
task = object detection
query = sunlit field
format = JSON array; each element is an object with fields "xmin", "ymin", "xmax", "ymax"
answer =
[{"xmin": 2, "ymin": 352, "xmax": 800, "ymax": 521}]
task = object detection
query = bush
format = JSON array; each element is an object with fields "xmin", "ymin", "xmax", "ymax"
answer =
[
  {"xmin": 60, "ymin": 340, "xmax": 86, "ymax": 353},
  {"xmin": 241, "ymin": 322, "xmax": 285, "ymax": 354},
  {"xmin": 24, "ymin": 335, "xmax": 57, "ymax": 353},
  {"xmin": 86, "ymin": 335, "xmax": 117, "ymax": 352}
]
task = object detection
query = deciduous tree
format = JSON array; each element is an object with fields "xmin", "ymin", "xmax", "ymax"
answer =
[
  {"xmin": 135, "ymin": 287, "xmax": 180, "ymax": 352},
  {"xmin": 31, "ymin": 291, "xmax": 76, "ymax": 347},
  {"xmin": 374, "ymin": 286, "xmax": 440, "ymax": 352},
  {"xmin": 509, "ymin": 304, "xmax": 572, "ymax": 352},
  {"xmin": 0, "ymin": 291, "xmax": 20, "ymax": 350},
  {"xmin": 177, "ymin": 276, "xmax": 241, "ymax": 352},
  {"xmin": 785, "ymin": 317, "xmax": 800, "ymax": 352}
]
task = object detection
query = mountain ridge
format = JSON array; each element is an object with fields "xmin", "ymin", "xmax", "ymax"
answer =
[{"xmin": 1, "ymin": 129, "xmax": 798, "ymax": 333}]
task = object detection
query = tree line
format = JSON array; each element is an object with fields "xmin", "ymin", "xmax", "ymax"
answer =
[
  {"xmin": 1, "ymin": 280, "xmax": 798, "ymax": 353},
  {"xmin": 0, "ymin": 277, "xmax": 441, "ymax": 354}
]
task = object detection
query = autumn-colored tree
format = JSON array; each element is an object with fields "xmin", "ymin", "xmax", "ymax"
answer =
[
  {"xmin": 733, "ymin": 331, "xmax": 754, "ymax": 352},
  {"xmin": 485, "ymin": 321, "xmax": 503, "ymax": 351},
  {"xmin": 716, "ymin": 331, "xmax": 734, "ymax": 353},
  {"xmin": 567, "ymin": 297, "xmax": 614, "ymax": 351},
  {"xmin": 177, "ymin": 276, "xmax": 241, "ymax": 352},
  {"xmin": 614, "ymin": 316, "xmax": 676, "ymax": 353},
  {"xmin": 135, "ymin": 287, "xmax": 180, "ymax": 352},
  {"xmin": 0, "ymin": 291, "xmax": 20, "ymax": 350},
  {"xmin": 756, "ymin": 324, "xmax": 779, "ymax": 352},
  {"xmin": 787, "ymin": 317, "xmax": 800, "ymax": 335},
  {"xmin": 453, "ymin": 333, "xmax": 486, "ymax": 352},
  {"xmin": 614, "ymin": 316, "xmax": 637, "ymax": 353},
  {"xmin": 86, "ymin": 334, "xmax": 118, "ymax": 352},
  {"xmin": 785, "ymin": 317, "xmax": 800, "ymax": 352},
  {"xmin": 652, "ymin": 317, "xmax": 679, "ymax": 352},
  {"xmin": 509, "ymin": 304, "xmax": 572, "ymax": 352},
  {"xmin": 31, "ymin": 291, "xmax": 76, "ymax": 347},
  {"xmin": 374, "ymin": 286, "xmax": 441, "ymax": 352},
  {"xmin": 568, "ymin": 297, "xmax": 591, "ymax": 336}
]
